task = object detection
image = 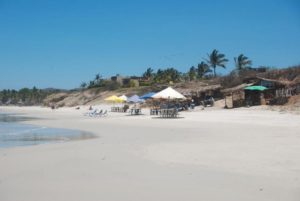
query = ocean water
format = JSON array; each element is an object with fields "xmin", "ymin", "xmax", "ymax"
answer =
[{"xmin": 0, "ymin": 113, "xmax": 95, "ymax": 148}]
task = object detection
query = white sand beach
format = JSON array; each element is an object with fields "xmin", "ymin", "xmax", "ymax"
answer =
[{"xmin": 0, "ymin": 106, "xmax": 300, "ymax": 201}]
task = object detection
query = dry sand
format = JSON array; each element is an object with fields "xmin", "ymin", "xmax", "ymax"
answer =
[{"xmin": 0, "ymin": 105, "xmax": 300, "ymax": 201}]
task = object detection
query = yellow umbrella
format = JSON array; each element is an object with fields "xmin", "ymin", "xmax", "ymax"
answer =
[{"xmin": 104, "ymin": 95, "xmax": 124, "ymax": 103}]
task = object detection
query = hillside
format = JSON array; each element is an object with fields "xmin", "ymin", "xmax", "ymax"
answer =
[
  {"xmin": 42, "ymin": 66, "xmax": 300, "ymax": 111},
  {"xmin": 42, "ymin": 79, "xmax": 222, "ymax": 107},
  {"xmin": 43, "ymin": 86, "xmax": 157, "ymax": 107}
]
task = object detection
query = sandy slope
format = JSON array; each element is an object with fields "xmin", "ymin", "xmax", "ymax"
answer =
[{"xmin": 0, "ymin": 106, "xmax": 300, "ymax": 201}]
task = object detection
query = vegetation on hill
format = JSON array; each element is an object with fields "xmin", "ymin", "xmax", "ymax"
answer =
[
  {"xmin": 1, "ymin": 48, "xmax": 299, "ymax": 107},
  {"xmin": 258, "ymin": 65, "xmax": 300, "ymax": 82},
  {"xmin": 205, "ymin": 49, "xmax": 229, "ymax": 77},
  {"xmin": 234, "ymin": 54, "xmax": 252, "ymax": 71},
  {"xmin": 79, "ymin": 49, "xmax": 232, "ymax": 90},
  {"xmin": 0, "ymin": 87, "xmax": 63, "ymax": 106},
  {"xmin": 78, "ymin": 49, "xmax": 251, "ymax": 91}
]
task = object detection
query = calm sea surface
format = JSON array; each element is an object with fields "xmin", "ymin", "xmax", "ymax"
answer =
[{"xmin": 0, "ymin": 113, "xmax": 95, "ymax": 148}]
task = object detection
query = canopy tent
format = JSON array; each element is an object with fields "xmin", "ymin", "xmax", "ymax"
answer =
[
  {"xmin": 152, "ymin": 87, "xmax": 186, "ymax": 100},
  {"xmin": 127, "ymin": 95, "xmax": 144, "ymax": 103},
  {"xmin": 245, "ymin": 86, "xmax": 268, "ymax": 91},
  {"xmin": 140, "ymin": 92, "xmax": 156, "ymax": 100},
  {"xmin": 104, "ymin": 95, "xmax": 124, "ymax": 103},
  {"xmin": 119, "ymin": 95, "xmax": 128, "ymax": 101}
]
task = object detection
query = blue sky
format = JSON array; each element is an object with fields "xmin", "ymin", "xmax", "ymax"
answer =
[{"xmin": 0, "ymin": 0, "xmax": 300, "ymax": 89}]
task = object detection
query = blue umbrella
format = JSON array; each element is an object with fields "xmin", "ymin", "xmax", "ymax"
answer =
[
  {"xmin": 127, "ymin": 95, "xmax": 144, "ymax": 103},
  {"xmin": 140, "ymin": 92, "xmax": 156, "ymax": 100}
]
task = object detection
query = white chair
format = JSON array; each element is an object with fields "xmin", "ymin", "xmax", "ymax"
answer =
[{"xmin": 92, "ymin": 110, "xmax": 103, "ymax": 117}]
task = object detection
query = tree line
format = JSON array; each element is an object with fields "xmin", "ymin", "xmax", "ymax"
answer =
[
  {"xmin": 142, "ymin": 49, "xmax": 252, "ymax": 83},
  {"xmin": 0, "ymin": 87, "xmax": 61, "ymax": 105},
  {"xmin": 80, "ymin": 74, "xmax": 122, "ymax": 90},
  {"xmin": 81, "ymin": 49, "xmax": 253, "ymax": 89}
]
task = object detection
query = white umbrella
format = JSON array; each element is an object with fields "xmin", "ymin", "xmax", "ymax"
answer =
[
  {"xmin": 127, "ymin": 95, "xmax": 144, "ymax": 103},
  {"xmin": 119, "ymin": 94, "xmax": 128, "ymax": 101},
  {"xmin": 152, "ymin": 87, "xmax": 186, "ymax": 100}
]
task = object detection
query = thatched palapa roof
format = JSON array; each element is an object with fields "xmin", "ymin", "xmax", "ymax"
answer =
[
  {"xmin": 292, "ymin": 75, "xmax": 300, "ymax": 85},
  {"xmin": 176, "ymin": 84, "xmax": 222, "ymax": 96},
  {"xmin": 221, "ymin": 83, "xmax": 253, "ymax": 94},
  {"xmin": 256, "ymin": 76, "xmax": 295, "ymax": 86}
]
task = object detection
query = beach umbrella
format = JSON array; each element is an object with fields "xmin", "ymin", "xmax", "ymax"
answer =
[
  {"xmin": 119, "ymin": 94, "xmax": 128, "ymax": 101},
  {"xmin": 245, "ymin": 86, "xmax": 268, "ymax": 91},
  {"xmin": 127, "ymin": 95, "xmax": 144, "ymax": 103},
  {"xmin": 152, "ymin": 87, "xmax": 186, "ymax": 100},
  {"xmin": 140, "ymin": 92, "xmax": 156, "ymax": 100},
  {"xmin": 104, "ymin": 95, "xmax": 124, "ymax": 103}
]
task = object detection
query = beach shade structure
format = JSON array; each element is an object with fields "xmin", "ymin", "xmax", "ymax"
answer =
[
  {"xmin": 245, "ymin": 86, "xmax": 268, "ymax": 91},
  {"xmin": 104, "ymin": 95, "xmax": 124, "ymax": 103},
  {"xmin": 152, "ymin": 87, "xmax": 186, "ymax": 100},
  {"xmin": 119, "ymin": 94, "xmax": 128, "ymax": 102},
  {"xmin": 140, "ymin": 92, "xmax": 156, "ymax": 100},
  {"xmin": 127, "ymin": 95, "xmax": 145, "ymax": 103}
]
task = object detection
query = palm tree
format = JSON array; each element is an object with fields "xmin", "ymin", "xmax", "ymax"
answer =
[
  {"xmin": 206, "ymin": 49, "xmax": 228, "ymax": 77},
  {"xmin": 80, "ymin": 82, "xmax": 87, "ymax": 89},
  {"xmin": 166, "ymin": 68, "xmax": 181, "ymax": 83},
  {"xmin": 94, "ymin": 73, "xmax": 102, "ymax": 85},
  {"xmin": 153, "ymin": 69, "xmax": 163, "ymax": 83},
  {"xmin": 234, "ymin": 54, "xmax": 252, "ymax": 71},
  {"xmin": 181, "ymin": 73, "xmax": 190, "ymax": 82},
  {"xmin": 188, "ymin": 66, "xmax": 197, "ymax": 81},
  {"xmin": 95, "ymin": 73, "xmax": 101, "ymax": 80},
  {"xmin": 142, "ymin": 67, "xmax": 154, "ymax": 80},
  {"xmin": 197, "ymin": 62, "xmax": 211, "ymax": 78},
  {"xmin": 153, "ymin": 68, "xmax": 181, "ymax": 83},
  {"xmin": 88, "ymin": 80, "xmax": 95, "ymax": 88}
]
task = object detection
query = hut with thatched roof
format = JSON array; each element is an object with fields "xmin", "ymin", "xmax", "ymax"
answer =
[
  {"xmin": 253, "ymin": 76, "xmax": 298, "ymax": 104},
  {"xmin": 177, "ymin": 84, "xmax": 222, "ymax": 106},
  {"xmin": 293, "ymin": 75, "xmax": 300, "ymax": 94},
  {"xmin": 221, "ymin": 83, "xmax": 253, "ymax": 108},
  {"xmin": 223, "ymin": 75, "xmax": 300, "ymax": 108}
]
